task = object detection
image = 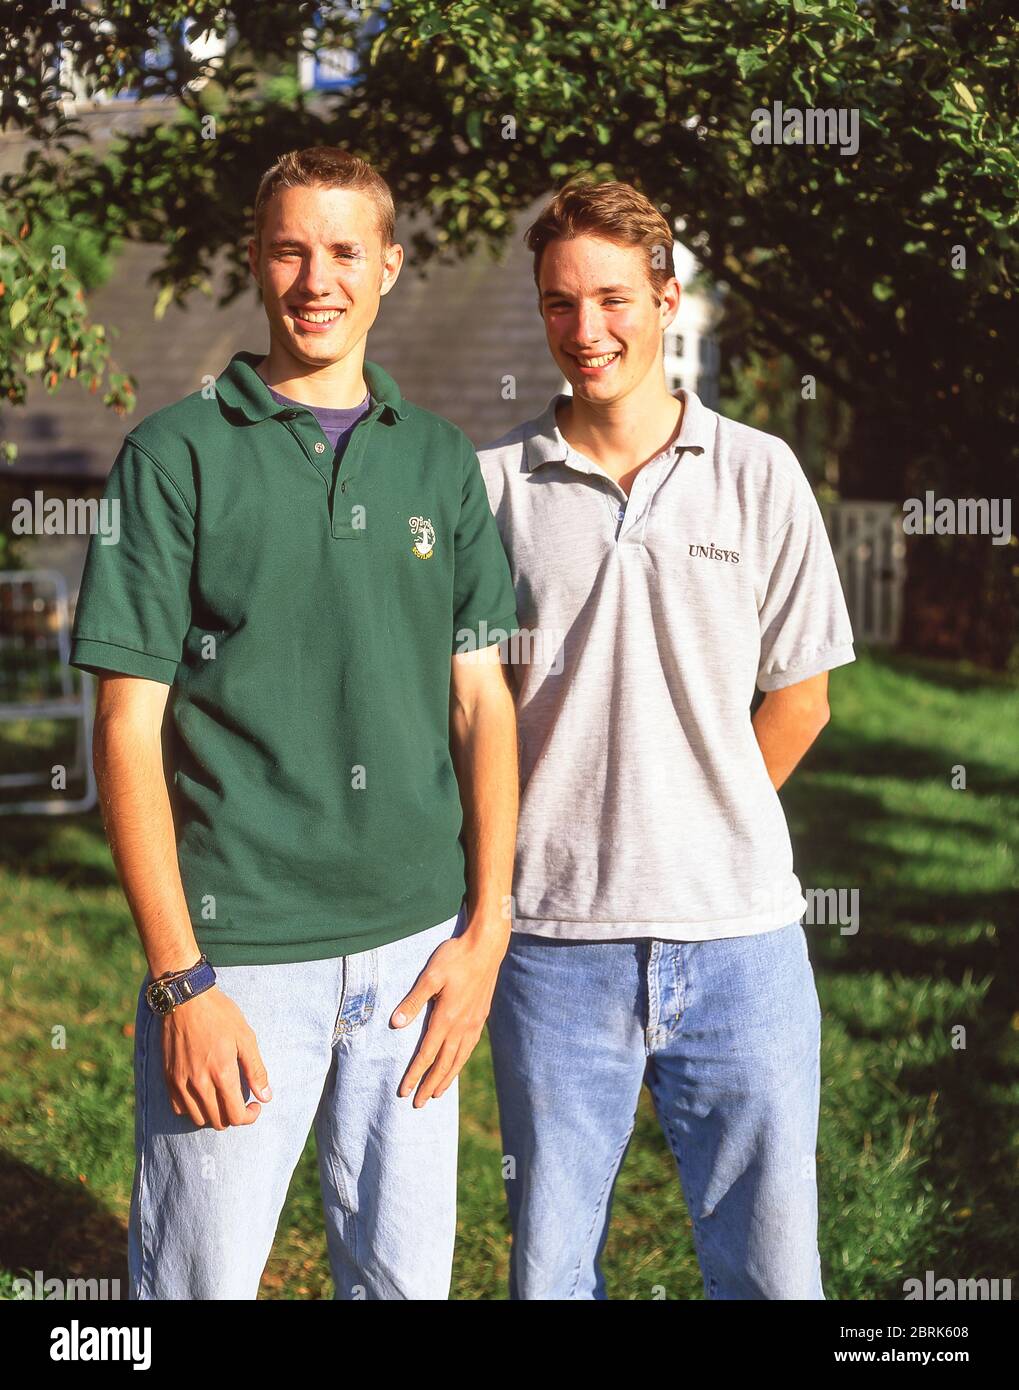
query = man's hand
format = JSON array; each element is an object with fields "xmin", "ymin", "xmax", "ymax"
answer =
[
  {"xmin": 161, "ymin": 987, "xmax": 272, "ymax": 1130},
  {"xmin": 391, "ymin": 917, "xmax": 511, "ymax": 1107}
]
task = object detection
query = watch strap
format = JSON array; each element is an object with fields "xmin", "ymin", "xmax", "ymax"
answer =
[
  {"xmin": 162, "ymin": 959, "xmax": 217, "ymax": 1007},
  {"xmin": 146, "ymin": 957, "xmax": 217, "ymax": 1014}
]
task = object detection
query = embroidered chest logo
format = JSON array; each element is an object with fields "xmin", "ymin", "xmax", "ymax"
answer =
[
  {"xmin": 409, "ymin": 515, "xmax": 436, "ymax": 559},
  {"xmin": 688, "ymin": 541, "xmax": 740, "ymax": 564}
]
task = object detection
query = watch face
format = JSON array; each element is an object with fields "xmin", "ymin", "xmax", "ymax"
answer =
[{"xmin": 147, "ymin": 983, "xmax": 174, "ymax": 1016}]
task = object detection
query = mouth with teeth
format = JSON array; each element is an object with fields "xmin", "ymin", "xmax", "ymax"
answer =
[
  {"xmin": 289, "ymin": 305, "xmax": 346, "ymax": 334},
  {"xmin": 572, "ymin": 350, "xmax": 621, "ymax": 375}
]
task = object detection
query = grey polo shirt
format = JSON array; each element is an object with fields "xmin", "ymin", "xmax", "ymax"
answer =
[{"xmin": 478, "ymin": 388, "xmax": 855, "ymax": 941}]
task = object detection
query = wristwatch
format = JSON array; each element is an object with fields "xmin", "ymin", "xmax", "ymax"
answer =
[{"xmin": 145, "ymin": 954, "xmax": 217, "ymax": 1017}]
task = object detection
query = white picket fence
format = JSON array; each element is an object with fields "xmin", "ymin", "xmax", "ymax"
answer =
[{"xmin": 820, "ymin": 500, "xmax": 906, "ymax": 646}]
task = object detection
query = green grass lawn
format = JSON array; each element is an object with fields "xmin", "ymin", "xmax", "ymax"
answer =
[{"xmin": 1, "ymin": 647, "xmax": 1016, "ymax": 1300}]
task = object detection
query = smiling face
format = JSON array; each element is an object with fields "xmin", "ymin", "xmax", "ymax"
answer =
[
  {"xmin": 247, "ymin": 183, "xmax": 403, "ymax": 373},
  {"xmin": 538, "ymin": 234, "xmax": 680, "ymax": 405}
]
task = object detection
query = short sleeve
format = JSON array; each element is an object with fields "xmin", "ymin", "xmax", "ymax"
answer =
[
  {"xmin": 757, "ymin": 467, "xmax": 855, "ymax": 691},
  {"xmin": 452, "ymin": 438, "xmax": 519, "ymax": 653},
  {"xmin": 69, "ymin": 436, "xmax": 195, "ymax": 684}
]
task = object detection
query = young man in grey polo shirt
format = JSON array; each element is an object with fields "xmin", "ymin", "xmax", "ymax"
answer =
[{"xmin": 478, "ymin": 181, "xmax": 855, "ymax": 1300}]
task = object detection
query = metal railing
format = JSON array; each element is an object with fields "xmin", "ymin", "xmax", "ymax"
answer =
[{"xmin": 0, "ymin": 569, "xmax": 97, "ymax": 815}]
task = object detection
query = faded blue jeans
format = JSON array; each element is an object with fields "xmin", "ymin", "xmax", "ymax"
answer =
[
  {"xmin": 486, "ymin": 921, "xmax": 824, "ymax": 1300},
  {"xmin": 128, "ymin": 907, "xmax": 464, "ymax": 1300}
]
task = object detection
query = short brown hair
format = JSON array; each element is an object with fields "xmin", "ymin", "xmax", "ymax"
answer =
[
  {"xmin": 525, "ymin": 179, "xmax": 675, "ymax": 303},
  {"xmin": 253, "ymin": 148, "xmax": 395, "ymax": 250}
]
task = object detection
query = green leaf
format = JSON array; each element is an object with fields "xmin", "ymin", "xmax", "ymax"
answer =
[
  {"xmin": 153, "ymin": 283, "xmax": 174, "ymax": 320},
  {"xmin": 465, "ymin": 109, "xmax": 483, "ymax": 148},
  {"xmin": 736, "ymin": 50, "xmax": 767, "ymax": 79},
  {"xmin": 9, "ymin": 300, "xmax": 29, "ymax": 329},
  {"xmin": 369, "ymin": 29, "xmax": 387, "ymax": 67},
  {"xmin": 952, "ymin": 81, "xmax": 978, "ymax": 112}
]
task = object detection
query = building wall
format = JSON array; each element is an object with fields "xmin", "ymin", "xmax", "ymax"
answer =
[{"xmin": 663, "ymin": 242, "xmax": 722, "ymax": 407}]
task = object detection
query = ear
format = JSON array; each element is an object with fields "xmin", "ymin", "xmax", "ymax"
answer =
[
  {"xmin": 379, "ymin": 241, "xmax": 405, "ymax": 297},
  {"xmin": 246, "ymin": 237, "xmax": 261, "ymax": 286},
  {"xmin": 660, "ymin": 276, "xmax": 681, "ymax": 332}
]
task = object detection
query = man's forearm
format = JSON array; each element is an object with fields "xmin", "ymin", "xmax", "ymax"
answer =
[
  {"xmin": 751, "ymin": 675, "xmax": 831, "ymax": 790},
  {"xmin": 450, "ymin": 675, "xmax": 519, "ymax": 932},
  {"xmin": 94, "ymin": 696, "xmax": 200, "ymax": 978},
  {"xmin": 389, "ymin": 663, "xmax": 519, "ymax": 1105}
]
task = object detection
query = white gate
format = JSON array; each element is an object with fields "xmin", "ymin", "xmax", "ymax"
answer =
[{"xmin": 820, "ymin": 501, "xmax": 906, "ymax": 646}]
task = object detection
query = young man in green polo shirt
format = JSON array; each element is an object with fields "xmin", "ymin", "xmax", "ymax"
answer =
[{"xmin": 70, "ymin": 148, "xmax": 519, "ymax": 1300}]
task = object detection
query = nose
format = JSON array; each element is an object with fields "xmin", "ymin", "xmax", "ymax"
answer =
[
  {"xmin": 569, "ymin": 300, "xmax": 606, "ymax": 350},
  {"xmin": 295, "ymin": 246, "xmax": 335, "ymax": 300}
]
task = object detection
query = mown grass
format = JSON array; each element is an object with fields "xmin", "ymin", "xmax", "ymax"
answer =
[{"xmin": 1, "ymin": 648, "xmax": 1016, "ymax": 1299}]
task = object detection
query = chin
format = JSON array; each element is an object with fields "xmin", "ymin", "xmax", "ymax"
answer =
[
  {"xmin": 294, "ymin": 335, "xmax": 349, "ymax": 362},
  {"xmin": 575, "ymin": 378, "xmax": 623, "ymax": 401}
]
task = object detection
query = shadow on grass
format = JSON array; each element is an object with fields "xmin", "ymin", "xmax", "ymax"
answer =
[
  {"xmin": 816, "ymin": 737, "xmax": 1019, "ymax": 796},
  {"xmin": 0, "ymin": 811, "xmax": 117, "ymax": 889},
  {"xmin": 784, "ymin": 722, "xmax": 1018, "ymax": 1284},
  {"xmin": 878, "ymin": 651, "xmax": 1019, "ymax": 696},
  {"xmin": 0, "ymin": 1151, "xmax": 128, "ymax": 1295}
]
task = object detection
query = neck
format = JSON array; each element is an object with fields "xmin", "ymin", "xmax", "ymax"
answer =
[
  {"xmin": 256, "ymin": 339, "xmax": 369, "ymax": 409},
  {"xmin": 557, "ymin": 370, "xmax": 683, "ymax": 475}
]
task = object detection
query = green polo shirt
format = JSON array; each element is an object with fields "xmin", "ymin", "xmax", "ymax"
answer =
[{"xmin": 70, "ymin": 351, "xmax": 518, "ymax": 965}]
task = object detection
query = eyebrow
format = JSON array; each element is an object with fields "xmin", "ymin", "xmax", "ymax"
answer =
[
  {"xmin": 266, "ymin": 239, "xmax": 367, "ymax": 255},
  {"xmin": 541, "ymin": 284, "xmax": 634, "ymax": 299}
]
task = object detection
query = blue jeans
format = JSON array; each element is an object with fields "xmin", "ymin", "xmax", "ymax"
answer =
[
  {"xmin": 486, "ymin": 921, "xmax": 824, "ymax": 1299},
  {"xmin": 128, "ymin": 908, "xmax": 464, "ymax": 1300}
]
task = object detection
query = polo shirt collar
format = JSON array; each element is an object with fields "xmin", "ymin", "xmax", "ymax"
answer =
[
  {"xmin": 524, "ymin": 387, "xmax": 714, "ymax": 473},
  {"xmin": 215, "ymin": 350, "xmax": 407, "ymax": 422}
]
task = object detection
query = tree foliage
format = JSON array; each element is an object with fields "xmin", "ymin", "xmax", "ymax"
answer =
[{"xmin": 1, "ymin": 1, "xmax": 1016, "ymax": 651}]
